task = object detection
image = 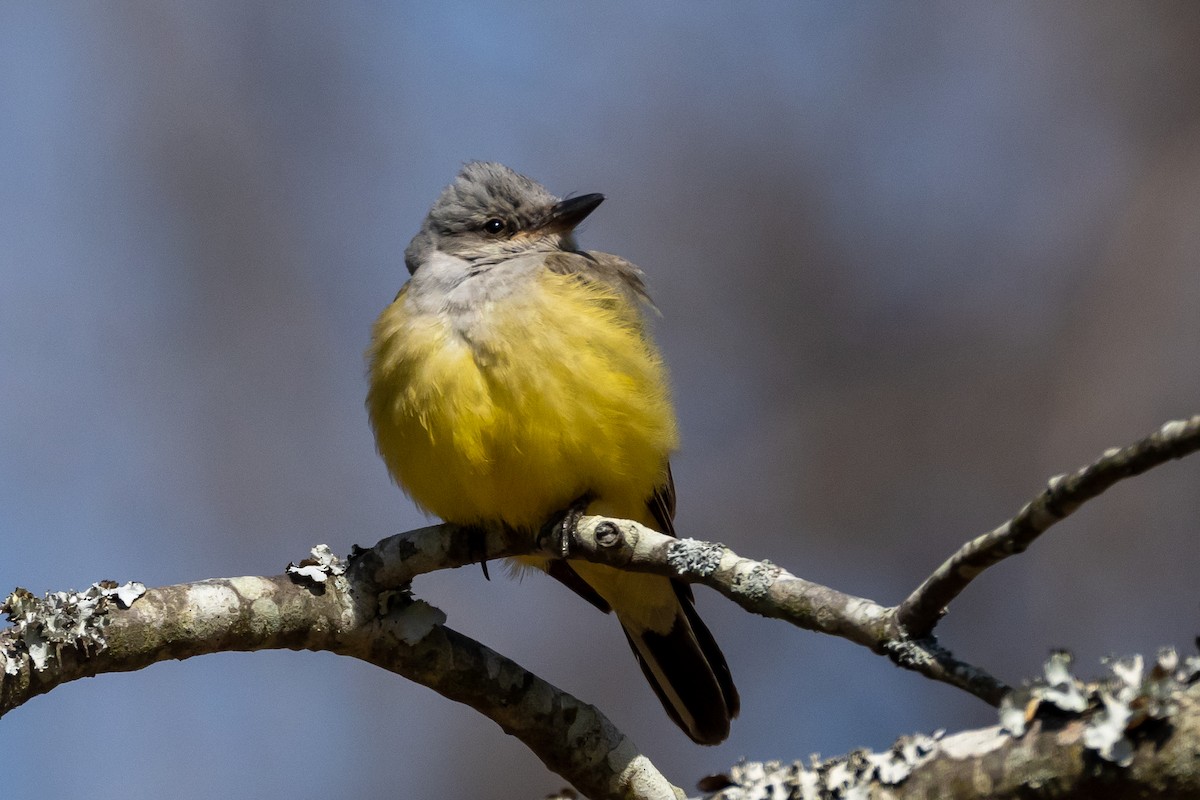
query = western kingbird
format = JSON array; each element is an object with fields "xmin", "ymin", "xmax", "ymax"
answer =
[{"xmin": 366, "ymin": 162, "xmax": 738, "ymax": 744}]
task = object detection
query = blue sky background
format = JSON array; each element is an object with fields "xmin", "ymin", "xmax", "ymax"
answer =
[{"xmin": 3, "ymin": 4, "xmax": 1200, "ymax": 797}]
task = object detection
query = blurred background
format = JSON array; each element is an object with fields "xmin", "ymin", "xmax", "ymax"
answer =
[{"xmin": 2, "ymin": 4, "xmax": 1199, "ymax": 797}]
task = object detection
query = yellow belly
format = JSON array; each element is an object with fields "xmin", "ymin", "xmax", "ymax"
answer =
[{"xmin": 366, "ymin": 269, "xmax": 678, "ymax": 530}]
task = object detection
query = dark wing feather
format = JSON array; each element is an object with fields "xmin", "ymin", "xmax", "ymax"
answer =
[{"xmin": 648, "ymin": 462, "xmax": 677, "ymax": 536}]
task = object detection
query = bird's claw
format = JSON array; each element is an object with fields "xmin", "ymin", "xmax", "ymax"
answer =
[
  {"xmin": 464, "ymin": 525, "xmax": 491, "ymax": 580},
  {"xmin": 541, "ymin": 493, "xmax": 593, "ymax": 558}
]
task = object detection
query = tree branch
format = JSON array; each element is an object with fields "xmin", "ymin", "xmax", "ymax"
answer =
[
  {"xmin": 896, "ymin": 415, "xmax": 1200, "ymax": 638},
  {"xmin": 560, "ymin": 515, "xmax": 1009, "ymax": 706},
  {"xmin": 337, "ymin": 512, "xmax": 1007, "ymax": 705},
  {"xmin": 0, "ymin": 555, "xmax": 680, "ymax": 800},
  {"xmin": 707, "ymin": 650, "xmax": 1200, "ymax": 799},
  {"xmin": 5, "ymin": 414, "xmax": 1199, "ymax": 797}
]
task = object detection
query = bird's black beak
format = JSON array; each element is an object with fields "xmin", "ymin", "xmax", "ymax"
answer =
[{"xmin": 542, "ymin": 193, "xmax": 604, "ymax": 232}]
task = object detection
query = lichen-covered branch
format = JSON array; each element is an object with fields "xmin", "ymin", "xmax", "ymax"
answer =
[
  {"xmin": 336, "ymin": 601, "xmax": 680, "ymax": 800},
  {"xmin": 896, "ymin": 415, "xmax": 1200, "ymax": 638},
  {"xmin": 283, "ymin": 416, "xmax": 1200, "ymax": 708},
  {"xmin": 706, "ymin": 651, "xmax": 1200, "ymax": 800},
  {"xmin": 559, "ymin": 516, "xmax": 1008, "ymax": 705},
  {"xmin": 0, "ymin": 549, "xmax": 679, "ymax": 800},
  {"xmin": 346, "ymin": 415, "xmax": 1190, "ymax": 707},
  {"xmin": 336, "ymin": 513, "xmax": 1008, "ymax": 704},
  {"xmin": 4, "ymin": 415, "xmax": 1199, "ymax": 797}
]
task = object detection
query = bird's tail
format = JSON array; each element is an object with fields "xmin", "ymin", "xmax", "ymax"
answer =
[
  {"xmin": 616, "ymin": 577, "xmax": 738, "ymax": 745},
  {"xmin": 551, "ymin": 556, "xmax": 738, "ymax": 746}
]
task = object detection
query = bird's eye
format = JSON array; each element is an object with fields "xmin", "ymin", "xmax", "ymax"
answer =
[{"xmin": 483, "ymin": 219, "xmax": 506, "ymax": 235}]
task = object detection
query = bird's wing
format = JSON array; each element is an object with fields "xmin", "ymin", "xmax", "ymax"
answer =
[
  {"xmin": 648, "ymin": 462, "xmax": 677, "ymax": 537},
  {"xmin": 543, "ymin": 249, "xmax": 655, "ymax": 310}
]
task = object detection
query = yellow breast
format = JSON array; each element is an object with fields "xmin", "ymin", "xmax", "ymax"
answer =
[{"xmin": 366, "ymin": 269, "xmax": 678, "ymax": 529}]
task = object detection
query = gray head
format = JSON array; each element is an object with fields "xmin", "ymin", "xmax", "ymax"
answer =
[{"xmin": 404, "ymin": 162, "xmax": 604, "ymax": 274}]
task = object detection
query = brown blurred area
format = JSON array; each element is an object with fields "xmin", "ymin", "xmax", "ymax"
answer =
[{"xmin": 1, "ymin": 4, "xmax": 1198, "ymax": 798}]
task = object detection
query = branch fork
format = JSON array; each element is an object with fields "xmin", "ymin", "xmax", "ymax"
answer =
[{"xmin": 2, "ymin": 415, "xmax": 1198, "ymax": 798}]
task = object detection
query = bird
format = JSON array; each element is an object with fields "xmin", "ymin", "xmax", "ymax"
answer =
[{"xmin": 366, "ymin": 161, "xmax": 738, "ymax": 744}]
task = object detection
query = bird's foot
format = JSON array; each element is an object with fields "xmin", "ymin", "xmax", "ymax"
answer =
[
  {"xmin": 540, "ymin": 493, "xmax": 594, "ymax": 558},
  {"xmin": 463, "ymin": 524, "xmax": 491, "ymax": 580}
]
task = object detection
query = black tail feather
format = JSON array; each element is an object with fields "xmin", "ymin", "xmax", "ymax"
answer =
[
  {"xmin": 621, "ymin": 593, "xmax": 739, "ymax": 745},
  {"xmin": 676, "ymin": 584, "xmax": 739, "ymax": 719}
]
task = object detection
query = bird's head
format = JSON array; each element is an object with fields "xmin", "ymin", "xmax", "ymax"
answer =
[{"xmin": 405, "ymin": 161, "xmax": 604, "ymax": 274}]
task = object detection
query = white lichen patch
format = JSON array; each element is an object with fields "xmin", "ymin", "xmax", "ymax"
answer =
[
  {"xmin": 666, "ymin": 538, "xmax": 724, "ymax": 577},
  {"xmin": 1041, "ymin": 650, "xmax": 1088, "ymax": 713},
  {"xmin": 227, "ymin": 575, "xmax": 276, "ymax": 602},
  {"xmin": 730, "ymin": 560, "xmax": 779, "ymax": 600},
  {"xmin": 248, "ymin": 597, "xmax": 282, "ymax": 631},
  {"xmin": 1, "ymin": 580, "xmax": 146, "ymax": 673},
  {"xmin": 613, "ymin": 751, "xmax": 677, "ymax": 800},
  {"xmin": 1082, "ymin": 687, "xmax": 1135, "ymax": 766},
  {"xmin": 711, "ymin": 732, "xmax": 944, "ymax": 799},
  {"xmin": 938, "ymin": 725, "xmax": 1008, "ymax": 760},
  {"xmin": 999, "ymin": 647, "xmax": 1197, "ymax": 767},
  {"xmin": 184, "ymin": 583, "xmax": 241, "ymax": 624},
  {"xmin": 108, "ymin": 582, "xmax": 147, "ymax": 608},
  {"xmin": 869, "ymin": 731, "xmax": 943, "ymax": 784},
  {"xmin": 391, "ymin": 599, "xmax": 445, "ymax": 645},
  {"xmin": 286, "ymin": 544, "xmax": 346, "ymax": 585}
]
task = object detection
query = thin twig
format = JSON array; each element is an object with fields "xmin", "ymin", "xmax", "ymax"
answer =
[
  {"xmin": 896, "ymin": 415, "xmax": 1200, "ymax": 638},
  {"xmin": 561, "ymin": 516, "xmax": 1010, "ymax": 705},
  {"xmin": 351, "ymin": 516, "xmax": 1009, "ymax": 703}
]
